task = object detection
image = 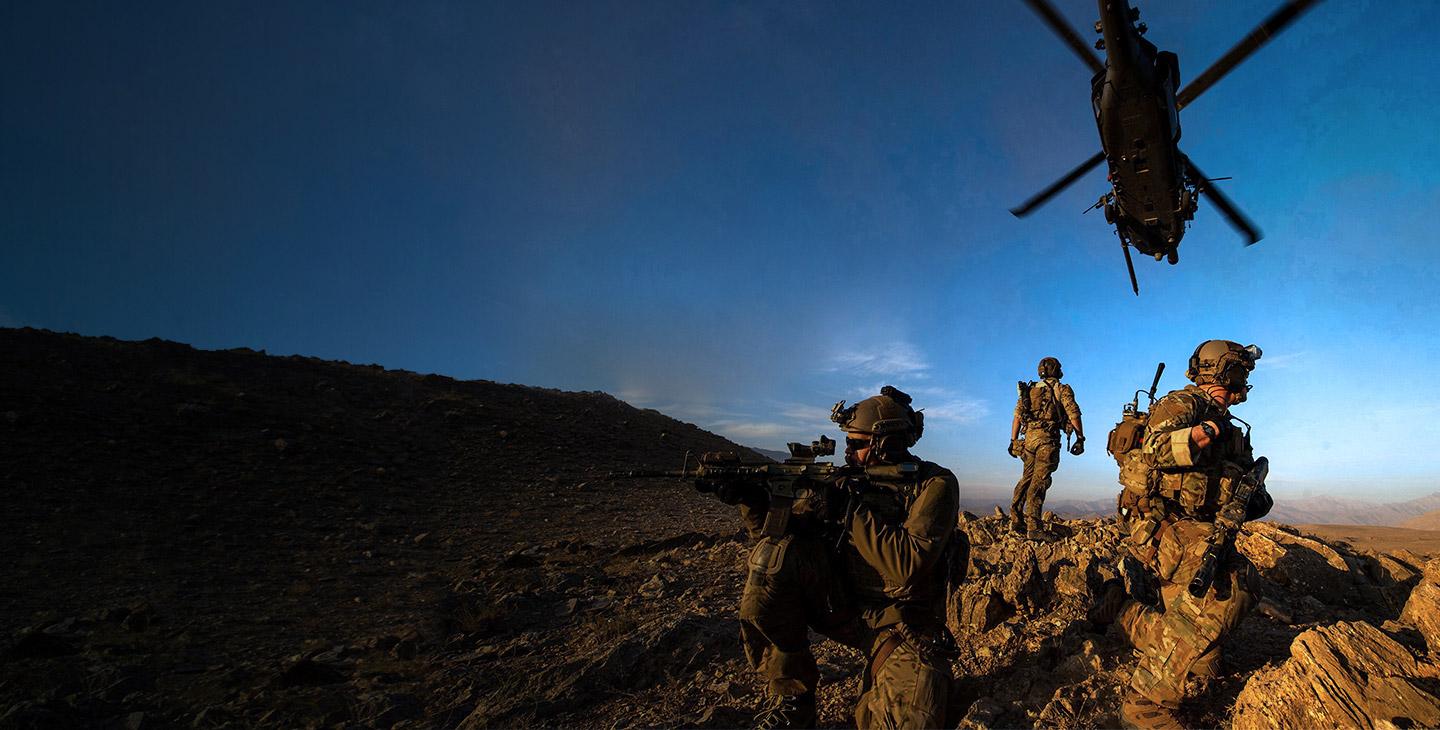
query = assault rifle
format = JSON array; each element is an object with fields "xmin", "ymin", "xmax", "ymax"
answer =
[
  {"xmin": 1188, "ymin": 456, "xmax": 1270, "ymax": 598},
  {"xmin": 611, "ymin": 436, "xmax": 918, "ymax": 539}
]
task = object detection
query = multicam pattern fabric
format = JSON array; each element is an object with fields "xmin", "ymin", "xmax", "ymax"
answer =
[
  {"xmin": 1119, "ymin": 548, "xmax": 1258, "ymax": 707},
  {"xmin": 1012, "ymin": 438, "xmax": 1060, "ymax": 530},
  {"xmin": 1012, "ymin": 377, "xmax": 1080, "ymax": 530},
  {"xmin": 1019, "ymin": 377, "xmax": 1081, "ymax": 434},
  {"xmin": 855, "ymin": 639, "xmax": 950, "ymax": 730},
  {"xmin": 1114, "ymin": 385, "xmax": 1264, "ymax": 720}
]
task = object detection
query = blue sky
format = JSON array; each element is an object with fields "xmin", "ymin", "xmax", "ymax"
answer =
[{"xmin": 4, "ymin": 1, "xmax": 1439, "ymax": 500}]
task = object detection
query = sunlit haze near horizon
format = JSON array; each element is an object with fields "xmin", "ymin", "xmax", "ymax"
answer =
[{"xmin": 4, "ymin": 1, "xmax": 1439, "ymax": 501}]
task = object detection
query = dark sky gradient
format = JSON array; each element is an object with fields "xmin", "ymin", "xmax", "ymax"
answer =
[{"xmin": 5, "ymin": 1, "xmax": 1439, "ymax": 499}]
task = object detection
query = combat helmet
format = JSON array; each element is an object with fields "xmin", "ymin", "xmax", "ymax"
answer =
[
  {"xmin": 1186, "ymin": 339, "xmax": 1262, "ymax": 398},
  {"xmin": 830, "ymin": 385, "xmax": 924, "ymax": 446},
  {"xmin": 1038, "ymin": 357, "xmax": 1063, "ymax": 379}
]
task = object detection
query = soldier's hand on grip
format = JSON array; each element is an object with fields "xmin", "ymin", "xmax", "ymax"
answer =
[
  {"xmin": 1008, "ymin": 439, "xmax": 1023, "ymax": 458},
  {"xmin": 1069, "ymin": 436, "xmax": 1085, "ymax": 456},
  {"xmin": 714, "ymin": 480, "xmax": 763, "ymax": 506}
]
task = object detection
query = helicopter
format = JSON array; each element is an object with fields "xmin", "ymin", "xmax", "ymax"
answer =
[{"xmin": 1010, "ymin": 0, "xmax": 1321, "ymax": 294}]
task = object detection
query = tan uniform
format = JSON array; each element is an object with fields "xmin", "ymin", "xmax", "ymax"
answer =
[
  {"xmin": 738, "ymin": 461, "xmax": 960, "ymax": 729},
  {"xmin": 1114, "ymin": 385, "xmax": 1267, "ymax": 710},
  {"xmin": 1011, "ymin": 377, "xmax": 1081, "ymax": 530}
]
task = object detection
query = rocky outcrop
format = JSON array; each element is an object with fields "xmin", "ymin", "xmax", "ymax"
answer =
[
  {"xmin": 1400, "ymin": 557, "xmax": 1440, "ymax": 651},
  {"xmin": 1236, "ymin": 521, "xmax": 1355, "ymax": 599},
  {"xmin": 1231, "ymin": 621, "xmax": 1440, "ymax": 729}
]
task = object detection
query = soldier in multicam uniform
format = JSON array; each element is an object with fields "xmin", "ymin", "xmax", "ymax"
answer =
[
  {"xmin": 1093, "ymin": 340, "xmax": 1272, "ymax": 730},
  {"xmin": 1009, "ymin": 356, "xmax": 1085, "ymax": 541},
  {"xmin": 734, "ymin": 386, "xmax": 963, "ymax": 729}
]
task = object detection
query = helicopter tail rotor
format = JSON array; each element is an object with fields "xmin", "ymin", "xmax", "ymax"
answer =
[
  {"xmin": 1183, "ymin": 154, "xmax": 1263, "ymax": 245},
  {"xmin": 1175, "ymin": 0, "xmax": 1323, "ymax": 110},
  {"xmin": 1010, "ymin": 150, "xmax": 1107, "ymax": 218}
]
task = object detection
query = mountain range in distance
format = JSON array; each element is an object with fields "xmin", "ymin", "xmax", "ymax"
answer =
[{"xmin": 745, "ymin": 444, "xmax": 1440, "ymax": 529}]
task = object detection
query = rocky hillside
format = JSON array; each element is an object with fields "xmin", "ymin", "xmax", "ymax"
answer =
[
  {"xmin": 1402, "ymin": 508, "xmax": 1440, "ymax": 532},
  {"xmin": 0, "ymin": 328, "xmax": 760, "ymax": 728},
  {"xmin": 3, "ymin": 327, "xmax": 1439, "ymax": 729}
]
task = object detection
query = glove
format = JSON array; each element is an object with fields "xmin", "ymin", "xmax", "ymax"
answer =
[
  {"xmin": 1008, "ymin": 439, "xmax": 1023, "ymax": 458},
  {"xmin": 713, "ymin": 479, "xmax": 763, "ymax": 506},
  {"xmin": 1069, "ymin": 436, "xmax": 1086, "ymax": 456}
]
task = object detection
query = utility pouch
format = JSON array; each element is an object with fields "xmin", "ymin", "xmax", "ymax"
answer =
[
  {"xmin": 747, "ymin": 534, "xmax": 792, "ymax": 577},
  {"xmin": 1118, "ymin": 452, "xmax": 1154, "ymax": 496},
  {"xmin": 1107, "ymin": 418, "xmax": 1145, "ymax": 464}
]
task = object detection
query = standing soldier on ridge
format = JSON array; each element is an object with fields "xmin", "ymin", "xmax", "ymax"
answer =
[
  {"xmin": 1009, "ymin": 356, "xmax": 1085, "ymax": 541},
  {"xmin": 1092, "ymin": 339, "xmax": 1272, "ymax": 730}
]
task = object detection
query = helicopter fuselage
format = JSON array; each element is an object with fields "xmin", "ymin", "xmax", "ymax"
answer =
[{"xmin": 1090, "ymin": 0, "xmax": 1196, "ymax": 261}]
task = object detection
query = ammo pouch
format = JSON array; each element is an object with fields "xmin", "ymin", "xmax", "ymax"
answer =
[
  {"xmin": 747, "ymin": 534, "xmax": 793, "ymax": 577},
  {"xmin": 1117, "ymin": 452, "xmax": 1159, "ymax": 517}
]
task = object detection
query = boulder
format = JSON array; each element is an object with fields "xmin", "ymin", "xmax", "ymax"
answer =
[
  {"xmin": 1232, "ymin": 621, "xmax": 1440, "ymax": 729},
  {"xmin": 1237, "ymin": 522, "xmax": 1353, "ymax": 600}
]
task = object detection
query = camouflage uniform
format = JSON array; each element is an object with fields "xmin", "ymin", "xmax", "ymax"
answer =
[
  {"xmin": 738, "ymin": 460, "xmax": 960, "ymax": 729},
  {"xmin": 1113, "ymin": 383, "xmax": 1270, "ymax": 720},
  {"xmin": 1011, "ymin": 375, "xmax": 1082, "ymax": 532}
]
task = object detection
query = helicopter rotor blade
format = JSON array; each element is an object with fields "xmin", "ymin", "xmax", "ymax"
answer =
[
  {"xmin": 1010, "ymin": 150, "xmax": 1106, "ymax": 218},
  {"xmin": 1122, "ymin": 241, "xmax": 1140, "ymax": 295},
  {"xmin": 1175, "ymin": 0, "xmax": 1322, "ymax": 110},
  {"xmin": 1020, "ymin": 0, "xmax": 1105, "ymax": 76},
  {"xmin": 1184, "ymin": 154, "xmax": 1262, "ymax": 245}
]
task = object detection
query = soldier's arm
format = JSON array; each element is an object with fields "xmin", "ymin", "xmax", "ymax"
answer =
[
  {"xmin": 847, "ymin": 470, "xmax": 959, "ymax": 591},
  {"xmin": 1141, "ymin": 394, "xmax": 1205, "ymax": 469},
  {"xmin": 1060, "ymin": 384, "xmax": 1084, "ymax": 439},
  {"xmin": 1010, "ymin": 411, "xmax": 1022, "ymax": 442}
]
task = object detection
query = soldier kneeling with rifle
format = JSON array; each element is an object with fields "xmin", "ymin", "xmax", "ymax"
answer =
[
  {"xmin": 1092, "ymin": 340, "xmax": 1272, "ymax": 730},
  {"xmin": 691, "ymin": 387, "xmax": 963, "ymax": 729}
]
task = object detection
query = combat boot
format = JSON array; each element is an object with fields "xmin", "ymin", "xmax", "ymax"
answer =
[
  {"xmin": 754, "ymin": 691, "xmax": 816, "ymax": 730},
  {"xmin": 1120, "ymin": 694, "xmax": 1186, "ymax": 730}
]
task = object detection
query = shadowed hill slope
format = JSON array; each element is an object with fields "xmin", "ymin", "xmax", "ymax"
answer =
[{"xmin": 0, "ymin": 328, "xmax": 760, "ymax": 727}]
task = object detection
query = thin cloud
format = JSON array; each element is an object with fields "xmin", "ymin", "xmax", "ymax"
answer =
[
  {"xmin": 849, "ymin": 383, "xmax": 990, "ymax": 425},
  {"xmin": 827, "ymin": 341, "xmax": 931, "ymax": 377}
]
